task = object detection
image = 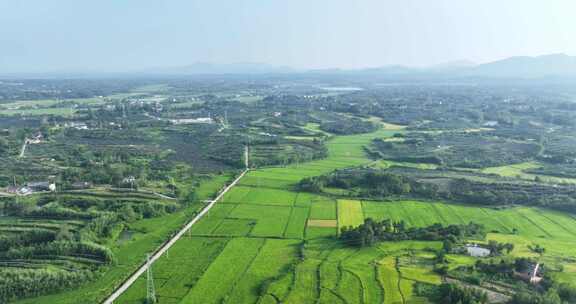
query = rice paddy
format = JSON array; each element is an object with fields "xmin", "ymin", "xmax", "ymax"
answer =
[{"xmin": 110, "ymin": 127, "xmax": 576, "ymax": 304}]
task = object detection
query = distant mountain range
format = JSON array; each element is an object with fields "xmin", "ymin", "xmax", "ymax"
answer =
[
  {"xmin": 2, "ymin": 54, "xmax": 575, "ymax": 79},
  {"xmin": 465, "ymin": 53, "xmax": 576, "ymax": 78},
  {"xmin": 316, "ymin": 54, "xmax": 576, "ymax": 79},
  {"xmin": 147, "ymin": 54, "xmax": 576, "ymax": 79}
]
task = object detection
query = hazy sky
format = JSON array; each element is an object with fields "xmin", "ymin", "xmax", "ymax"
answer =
[{"xmin": 1, "ymin": 0, "xmax": 575, "ymax": 72}]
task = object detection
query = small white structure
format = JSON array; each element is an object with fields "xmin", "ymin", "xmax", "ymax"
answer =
[
  {"xmin": 530, "ymin": 263, "xmax": 542, "ymax": 284},
  {"xmin": 18, "ymin": 187, "xmax": 32, "ymax": 195},
  {"xmin": 465, "ymin": 244, "xmax": 491, "ymax": 257},
  {"xmin": 122, "ymin": 176, "xmax": 136, "ymax": 185},
  {"xmin": 27, "ymin": 182, "xmax": 56, "ymax": 192},
  {"xmin": 27, "ymin": 132, "xmax": 44, "ymax": 144},
  {"xmin": 483, "ymin": 121, "xmax": 499, "ymax": 127},
  {"xmin": 258, "ymin": 132, "xmax": 276, "ymax": 137},
  {"xmin": 65, "ymin": 122, "xmax": 89, "ymax": 130},
  {"xmin": 7, "ymin": 182, "xmax": 56, "ymax": 195}
]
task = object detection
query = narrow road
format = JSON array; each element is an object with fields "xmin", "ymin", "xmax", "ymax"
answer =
[
  {"xmin": 19, "ymin": 139, "xmax": 28, "ymax": 158},
  {"xmin": 102, "ymin": 168, "xmax": 249, "ymax": 304}
]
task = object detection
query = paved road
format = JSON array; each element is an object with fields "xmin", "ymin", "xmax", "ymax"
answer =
[{"xmin": 102, "ymin": 169, "xmax": 249, "ymax": 304}]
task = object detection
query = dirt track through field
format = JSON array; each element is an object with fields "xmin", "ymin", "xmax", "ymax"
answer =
[{"xmin": 19, "ymin": 139, "xmax": 28, "ymax": 158}]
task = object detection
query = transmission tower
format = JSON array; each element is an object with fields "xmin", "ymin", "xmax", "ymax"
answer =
[{"xmin": 146, "ymin": 254, "xmax": 156, "ymax": 304}]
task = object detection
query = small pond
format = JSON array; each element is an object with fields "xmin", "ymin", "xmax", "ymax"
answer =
[{"xmin": 116, "ymin": 229, "xmax": 134, "ymax": 245}]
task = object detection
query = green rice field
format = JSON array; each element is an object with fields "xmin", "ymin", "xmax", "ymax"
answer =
[{"xmin": 27, "ymin": 126, "xmax": 576, "ymax": 304}]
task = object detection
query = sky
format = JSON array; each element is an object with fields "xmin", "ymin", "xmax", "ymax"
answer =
[{"xmin": 0, "ymin": 0, "xmax": 575, "ymax": 73}]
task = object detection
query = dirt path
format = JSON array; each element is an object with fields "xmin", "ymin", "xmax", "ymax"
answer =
[{"xmin": 19, "ymin": 139, "xmax": 28, "ymax": 158}]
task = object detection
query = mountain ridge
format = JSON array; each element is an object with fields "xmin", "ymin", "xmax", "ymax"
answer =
[{"xmin": 1, "ymin": 54, "xmax": 575, "ymax": 79}]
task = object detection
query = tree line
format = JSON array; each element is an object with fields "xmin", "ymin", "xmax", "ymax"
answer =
[
  {"xmin": 298, "ymin": 168, "xmax": 576, "ymax": 214},
  {"xmin": 339, "ymin": 218, "xmax": 485, "ymax": 247}
]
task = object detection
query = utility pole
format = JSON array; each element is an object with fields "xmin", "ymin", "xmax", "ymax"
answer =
[{"xmin": 146, "ymin": 254, "xmax": 156, "ymax": 304}]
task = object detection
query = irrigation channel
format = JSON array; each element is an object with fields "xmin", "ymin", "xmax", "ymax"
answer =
[{"xmin": 103, "ymin": 146, "xmax": 250, "ymax": 304}]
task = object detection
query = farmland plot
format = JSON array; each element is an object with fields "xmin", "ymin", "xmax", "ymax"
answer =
[
  {"xmin": 225, "ymin": 239, "xmax": 300, "ymax": 303},
  {"xmin": 188, "ymin": 203, "xmax": 237, "ymax": 235},
  {"xmin": 228, "ymin": 204, "xmax": 292, "ymax": 237},
  {"xmin": 223, "ymin": 186, "xmax": 297, "ymax": 206},
  {"xmin": 283, "ymin": 258, "xmax": 322, "ymax": 304},
  {"xmin": 336, "ymin": 270, "xmax": 364, "ymax": 304},
  {"xmin": 181, "ymin": 238, "xmax": 265, "ymax": 304},
  {"xmin": 105, "ymin": 126, "xmax": 576, "ymax": 304},
  {"xmin": 116, "ymin": 237, "xmax": 229, "ymax": 303},
  {"xmin": 338, "ymin": 199, "xmax": 365, "ymax": 230},
  {"xmin": 343, "ymin": 247, "xmax": 385, "ymax": 304},
  {"xmin": 306, "ymin": 226, "xmax": 337, "ymax": 239},
  {"xmin": 310, "ymin": 197, "xmax": 337, "ymax": 220},
  {"xmin": 212, "ymin": 218, "xmax": 255, "ymax": 236},
  {"xmin": 284, "ymin": 207, "xmax": 310, "ymax": 239},
  {"xmin": 379, "ymin": 257, "xmax": 403, "ymax": 304}
]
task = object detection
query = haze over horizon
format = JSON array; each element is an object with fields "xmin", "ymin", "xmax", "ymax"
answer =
[{"xmin": 1, "ymin": 0, "xmax": 575, "ymax": 73}]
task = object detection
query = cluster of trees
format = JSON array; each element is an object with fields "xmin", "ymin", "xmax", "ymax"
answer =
[
  {"xmin": 446, "ymin": 179, "xmax": 576, "ymax": 213},
  {"xmin": 448, "ymin": 258, "xmax": 576, "ymax": 304},
  {"xmin": 2, "ymin": 200, "xmax": 92, "ymax": 220},
  {"xmin": 508, "ymin": 286, "xmax": 576, "ymax": 304},
  {"xmin": 0, "ymin": 136, "xmax": 13, "ymax": 157},
  {"xmin": 372, "ymin": 131, "xmax": 542, "ymax": 169},
  {"xmin": 54, "ymin": 143, "xmax": 155, "ymax": 189},
  {"xmin": 250, "ymin": 140, "xmax": 328, "ymax": 168},
  {"xmin": 0, "ymin": 229, "xmax": 56, "ymax": 251},
  {"xmin": 423, "ymin": 283, "xmax": 488, "ymax": 304},
  {"xmin": 1, "ymin": 241, "xmax": 115, "ymax": 265},
  {"xmin": 471, "ymin": 257, "xmax": 535, "ymax": 280},
  {"xmin": 0, "ymin": 268, "xmax": 98, "ymax": 303},
  {"xmin": 0, "ymin": 183, "xmax": 185, "ymax": 301},
  {"xmin": 28, "ymin": 205, "xmax": 97, "ymax": 220},
  {"xmin": 0, "ymin": 79, "xmax": 144, "ymax": 101},
  {"xmin": 340, "ymin": 218, "xmax": 485, "ymax": 247},
  {"xmin": 528, "ymin": 244, "xmax": 546, "ymax": 255},
  {"xmin": 503, "ymin": 262, "xmax": 576, "ymax": 304},
  {"xmin": 298, "ymin": 166, "xmax": 576, "ymax": 214},
  {"xmin": 4, "ymin": 196, "xmax": 178, "ymax": 223},
  {"xmin": 426, "ymin": 260, "xmax": 573, "ymax": 304},
  {"xmin": 486, "ymin": 240, "xmax": 515, "ymax": 256},
  {"xmin": 319, "ymin": 118, "xmax": 377, "ymax": 135},
  {"xmin": 298, "ymin": 170, "xmax": 415, "ymax": 197},
  {"xmin": 527, "ymin": 163, "xmax": 576, "ymax": 179}
]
